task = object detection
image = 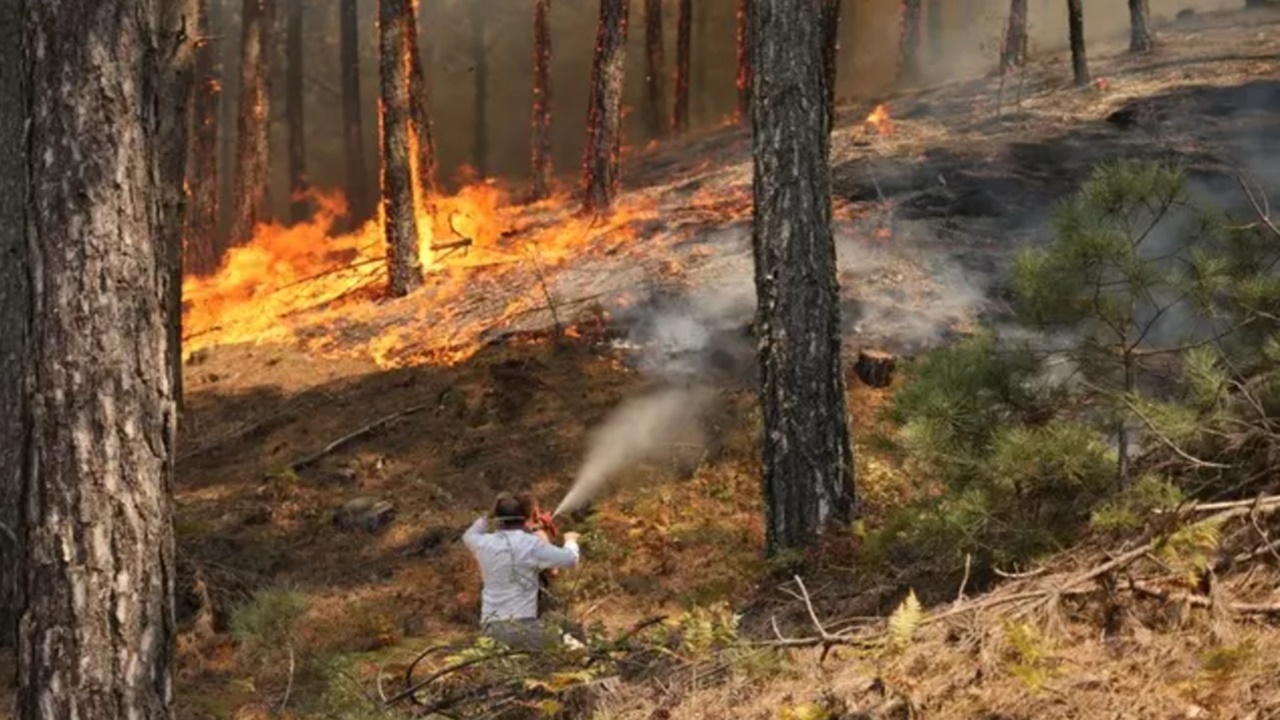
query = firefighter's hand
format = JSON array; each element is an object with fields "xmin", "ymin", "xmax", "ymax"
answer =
[{"xmin": 563, "ymin": 532, "xmax": 580, "ymax": 545}]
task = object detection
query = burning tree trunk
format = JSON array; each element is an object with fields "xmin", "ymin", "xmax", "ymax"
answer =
[
  {"xmin": 20, "ymin": 0, "xmax": 180, "ymax": 716},
  {"xmin": 1001, "ymin": 0, "xmax": 1028, "ymax": 70},
  {"xmin": 0, "ymin": 0, "xmax": 25, "ymax": 650},
  {"xmin": 1128, "ymin": 0, "xmax": 1154, "ymax": 53},
  {"xmin": 643, "ymin": 0, "xmax": 667, "ymax": 139},
  {"xmin": 286, "ymin": 0, "xmax": 308, "ymax": 223},
  {"xmin": 735, "ymin": 0, "xmax": 752, "ymax": 124},
  {"xmin": 380, "ymin": 0, "xmax": 425, "ymax": 297},
  {"xmin": 230, "ymin": 0, "xmax": 273, "ymax": 248},
  {"xmin": 580, "ymin": 0, "xmax": 629, "ymax": 215},
  {"xmin": 184, "ymin": 0, "xmax": 221, "ymax": 276},
  {"xmin": 340, "ymin": 0, "xmax": 371, "ymax": 225},
  {"xmin": 673, "ymin": 0, "xmax": 692, "ymax": 134},
  {"xmin": 820, "ymin": 0, "xmax": 841, "ymax": 135},
  {"xmin": 531, "ymin": 0, "xmax": 554, "ymax": 199},
  {"xmin": 899, "ymin": 0, "xmax": 923, "ymax": 85},
  {"xmin": 407, "ymin": 0, "xmax": 439, "ymax": 196},
  {"xmin": 750, "ymin": 0, "xmax": 856, "ymax": 553},
  {"xmin": 1067, "ymin": 0, "xmax": 1090, "ymax": 87},
  {"xmin": 468, "ymin": 2, "xmax": 489, "ymax": 177}
]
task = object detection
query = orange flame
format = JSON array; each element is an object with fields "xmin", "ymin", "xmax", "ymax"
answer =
[{"xmin": 864, "ymin": 103, "xmax": 893, "ymax": 136}]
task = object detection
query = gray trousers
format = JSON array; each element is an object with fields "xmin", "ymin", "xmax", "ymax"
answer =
[{"xmin": 481, "ymin": 618, "xmax": 562, "ymax": 652}]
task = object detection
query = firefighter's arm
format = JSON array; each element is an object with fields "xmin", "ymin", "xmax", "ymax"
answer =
[
  {"xmin": 532, "ymin": 533, "xmax": 580, "ymax": 569},
  {"xmin": 461, "ymin": 516, "xmax": 488, "ymax": 550}
]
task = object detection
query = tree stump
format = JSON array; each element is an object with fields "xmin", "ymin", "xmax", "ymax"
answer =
[{"xmin": 853, "ymin": 350, "xmax": 897, "ymax": 388}]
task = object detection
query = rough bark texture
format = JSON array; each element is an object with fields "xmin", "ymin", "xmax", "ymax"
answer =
[
  {"xmin": 1128, "ymin": 0, "xmax": 1154, "ymax": 53},
  {"xmin": 1001, "ymin": 0, "xmax": 1028, "ymax": 70},
  {"xmin": 380, "ymin": 0, "xmax": 425, "ymax": 296},
  {"xmin": 750, "ymin": 0, "xmax": 857, "ymax": 553},
  {"xmin": 407, "ymin": 0, "xmax": 439, "ymax": 196},
  {"xmin": 735, "ymin": 0, "xmax": 752, "ymax": 123},
  {"xmin": 643, "ymin": 0, "xmax": 667, "ymax": 138},
  {"xmin": 580, "ymin": 0, "xmax": 629, "ymax": 215},
  {"xmin": 286, "ymin": 0, "xmax": 308, "ymax": 223},
  {"xmin": 184, "ymin": 0, "xmax": 221, "ymax": 276},
  {"xmin": 531, "ymin": 0, "xmax": 554, "ymax": 199},
  {"xmin": 340, "ymin": 0, "xmax": 371, "ymax": 225},
  {"xmin": 0, "ymin": 0, "xmax": 27, "ymax": 652},
  {"xmin": 1067, "ymin": 0, "xmax": 1090, "ymax": 87},
  {"xmin": 900, "ymin": 0, "xmax": 923, "ymax": 85},
  {"xmin": 673, "ymin": 0, "xmax": 692, "ymax": 134},
  {"xmin": 469, "ymin": 3, "xmax": 489, "ymax": 176},
  {"xmin": 820, "ymin": 0, "xmax": 841, "ymax": 135},
  {"xmin": 230, "ymin": 0, "xmax": 272, "ymax": 248},
  {"xmin": 20, "ymin": 1, "xmax": 179, "ymax": 716}
]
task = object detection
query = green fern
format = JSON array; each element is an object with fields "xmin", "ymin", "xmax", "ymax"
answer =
[{"xmin": 887, "ymin": 589, "xmax": 923, "ymax": 650}]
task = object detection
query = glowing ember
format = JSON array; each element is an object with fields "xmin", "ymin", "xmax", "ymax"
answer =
[{"xmin": 864, "ymin": 103, "xmax": 893, "ymax": 136}]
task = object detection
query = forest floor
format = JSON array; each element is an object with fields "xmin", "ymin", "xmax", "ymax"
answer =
[{"xmin": 9, "ymin": 7, "xmax": 1280, "ymax": 720}]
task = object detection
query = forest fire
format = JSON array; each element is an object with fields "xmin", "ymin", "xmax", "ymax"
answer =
[{"xmin": 864, "ymin": 103, "xmax": 894, "ymax": 135}]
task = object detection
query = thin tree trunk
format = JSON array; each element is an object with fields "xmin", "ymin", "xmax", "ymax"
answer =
[
  {"xmin": 1001, "ymin": 0, "xmax": 1028, "ymax": 70},
  {"xmin": 580, "ymin": 0, "xmax": 630, "ymax": 215},
  {"xmin": 736, "ymin": 0, "xmax": 752, "ymax": 124},
  {"xmin": 673, "ymin": 0, "xmax": 692, "ymax": 134},
  {"xmin": 531, "ymin": 0, "xmax": 554, "ymax": 199},
  {"xmin": 230, "ymin": 0, "xmax": 273, "ymax": 247},
  {"xmin": 185, "ymin": 0, "xmax": 221, "ymax": 276},
  {"xmin": 380, "ymin": 0, "xmax": 424, "ymax": 296},
  {"xmin": 0, "ymin": 0, "xmax": 27, "ymax": 653},
  {"xmin": 926, "ymin": 0, "xmax": 944, "ymax": 67},
  {"xmin": 286, "ymin": 0, "xmax": 308, "ymax": 223},
  {"xmin": 643, "ymin": 0, "xmax": 667, "ymax": 138},
  {"xmin": 20, "ymin": 1, "xmax": 180, "ymax": 716},
  {"xmin": 751, "ymin": 0, "xmax": 856, "ymax": 553},
  {"xmin": 694, "ymin": 0, "xmax": 709, "ymax": 124},
  {"xmin": 407, "ymin": 0, "xmax": 439, "ymax": 196},
  {"xmin": 340, "ymin": 0, "xmax": 371, "ymax": 225},
  {"xmin": 1067, "ymin": 0, "xmax": 1090, "ymax": 87},
  {"xmin": 900, "ymin": 0, "xmax": 923, "ymax": 85},
  {"xmin": 1128, "ymin": 0, "xmax": 1154, "ymax": 53},
  {"xmin": 820, "ymin": 0, "xmax": 841, "ymax": 136},
  {"xmin": 469, "ymin": 3, "xmax": 489, "ymax": 177}
]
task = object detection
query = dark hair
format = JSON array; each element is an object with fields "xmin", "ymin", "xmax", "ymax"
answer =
[{"xmin": 493, "ymin": 494, "xmax": 530, "ymax": 530}]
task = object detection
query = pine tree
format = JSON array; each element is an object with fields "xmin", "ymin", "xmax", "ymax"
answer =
[
  {"xmin": 581, "ymin": 0, "xmax": 629, "ymax": 215},
  {"xmin": 643, "ymin": 0, "xmax": 667, "ymax": 138},
  {"xmin": 340, "ymin": 0, "xmax": 371, "ymax": 224},
  {"xmin": 184, "ymin": 0, "xmax": 221, "ymax": 275},
  {"xmin": 531, "ymin": 0, "xmax": 554, "ymax": 198},
  {"xmin": 900, "ymin": 0, "xmax": 923, "ymax": 85},
  {"xmin": 673, "ymin": 0, "xmax": 692, "ymax": 133},
  {"xmin": 407, "ymin": 0, "xmax": 439, "ymax": 196},
  {"xmin": 286, "ymin": 0, "xmax": 308, "ymax": 222},
  {"xmin": 468, "ymin": 2, "xmax": 490, "ymax": 176},
  {"xmin": 1067, "ymin": 0, "xmax": 1089, "ymax": 87},
  {"xmin": 1001, "ymin": 0, "xmax": 1028, "ymax": 70},
  {"xmin": 1128, "ymin": 0, "xmax": 1154, "ymax": 53},
  {"xmin": 736, "ymin": 0, "xmax": 752, "ymax": 124},
  {"xmin": 379, "ymin": 0, "xmax": 425, "ymax": 296},
  {"xmin": 230, "ymin": 0, "xmax": 273, "ymax": 247},
  {"xmin": 820, "ymin": 0, "xmax": 841, "ymax": 135}
]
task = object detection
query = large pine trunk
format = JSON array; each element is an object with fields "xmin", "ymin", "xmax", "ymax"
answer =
[
  {"xmin": 580, "ymin": 0, "xmax": 629, "ymax": 215},
  {"xmin": 407, "ymin": 0, "xmax": 439, "ymax": 197},
  {"xmin": 531, "ymin": 0, "xmax": 554, "ymax": 199},
  {"xmin": 286, "ymin": 0, "xmax": 308, "ymax": 223},
  {"xmin": 899, "ymin": 0, "xmax": 923, "ymax": 85},
  {"xmin": 1128, "ymin": 0, "xmax": 1154, "ymax": 53},
  {"xmin": 340, "ymin": 0, "xmax": 371, "ymax": 225},
  {"xmin": 20, "ymin": 1, "xmax": 180, "ymax": 716},
  {"xmin": 1001, "ymin": 0, "xmax": 1028, "ymax": 70},
  {"xmin": 0, "ymin": 0, "xmax": 26, "ymax": 651},
  {"xmin": 750, "ymin": 0, "xmax": 856, "ymax": 553},
  {"xmin": 1067, "ymin": 0, "xmax": 1090, "ymax": 87},
  {"xmin": 380, "ymin": 0, "xmax": 425, "ymax": 296},
  {"xmin": 469, "ymin": 4, "xmax": 489, "ymax": 177},
  {"xmin": 230, "ymin": 0, "xmax": 273, "ymax": 248},
  {"xmin": 184, "ymin": 0, "xmax": 221, "ymax": 276},
  {"xmin": 735, "ymin": 0, "xmax": 752, "ymax": 123},
  {"xmin": 820, "ymin": 0, "xmax": 841, "ymax": 135},
  {"xmin": 643, "ymin": 0, "xmax": 667, "ymax": 138},
  {"xmin": 673, "ymin": 0, "xmax": 692, "ymax": 134}
]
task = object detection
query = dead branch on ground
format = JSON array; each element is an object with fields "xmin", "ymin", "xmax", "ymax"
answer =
[{"xmin": 290, "ymin": 403, "xmax": 430, "ymax": 472}]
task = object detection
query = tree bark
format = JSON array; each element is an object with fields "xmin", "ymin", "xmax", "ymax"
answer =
[
  {"xmin": 694, "ymin": 0, "xmax": 709, "ymax": 124},
  {"xmin": 736, "ymin": 0, "xmax": 752, "ymax": 124},
  {"xmin": 0, "ymin": 0, "xmax": 27, "ymax": 653},
  {"xmin": 407, "ymin": 0, "xmax": 439, "ymax": 197},
  {"xmin": 184, "ymin": 0, "xmax": 221, "ymax": 276},
  {"xmin": 643, "ymin": 0, "xmax": 667, "ymax": 139},
  {"xmin": 580, "ymin": 0, "xmax": 630, "ymax": 215},
  {"xmin": 1128, "ymin": 0, "xmax": 1154, "ymax": 53},
  {"xmin": 900, "ymin": 0, "xmax": 923, "ymax": 85},
  {"xmin": 1067, "ymin": 0, "xmax": 1090, "ymax": 87},
  {"xmin": 20, "ymin": 0, "xmax": 180, "ymax": 716},
  {"xmin": 531, "ymin": 0, "xmax": 554, "ymax": 199},
  {"xmin": 925, "ymin": 0, "xmax": 944, "ymax": 67},
  {"xmin": 468, "ymin": 3, "xmax": 489, "ymax": 177},
  {"xmin": 380, "ymin": 0, "xmax": 425, "ymax": 296},
  {"xmin": 1001, "ymin": 0, "xmax": 1028, "ymax": 70},
  {"xmin": 820, "ymin": 0, "xmax": 841, "ymax": 136},
  {"xmin": 750, "ymin": 0, "xmax": 856, "ymax": 553},
  {"xmin": 340, "ymin": 0, "xmax": 371, "ymax": 225},
  {"xmin": 230, "ymin": 0, "xmax": 273, "ymax": 248},
  {"xmin": 673, "ymin": 0, "xmax": 692, "ymax": 134},
  {"xmin": 286, "ymin": 0, "xmax": 308, "ymax": 223}
]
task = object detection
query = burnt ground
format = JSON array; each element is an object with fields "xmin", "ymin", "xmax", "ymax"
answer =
[{"xmin": 10, "ymin": 8, "xmax": 1280, "ymax": 720}]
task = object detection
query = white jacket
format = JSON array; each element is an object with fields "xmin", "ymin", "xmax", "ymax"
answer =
[{"xmin": 462, "ymin": 517, "xmax": 580, "ymax": 623}]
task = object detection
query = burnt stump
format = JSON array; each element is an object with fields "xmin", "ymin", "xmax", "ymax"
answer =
[{"xmin": 853, "ymin": 350, "xmax": 897, "ymax": 388}]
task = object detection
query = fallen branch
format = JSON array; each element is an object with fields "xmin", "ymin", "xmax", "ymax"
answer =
[
  {"xmin": 279, "ymin": 643, "xmax": 295, "ymax": 715},
  {"xmin": 1128, "ymin": 579, "xmax": 1280, "ymax": 616},
  {"xmin": 290, "ymin": 403, "xmax": 429, "ymax": 472}
]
